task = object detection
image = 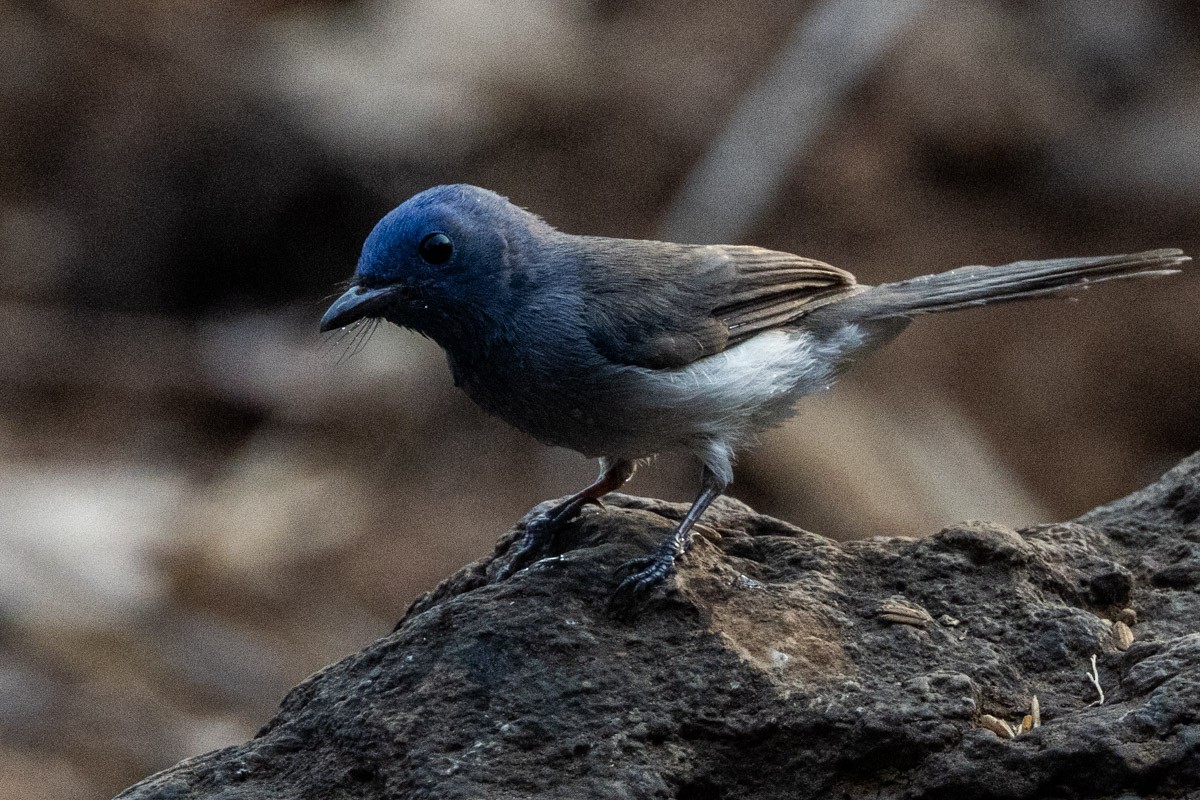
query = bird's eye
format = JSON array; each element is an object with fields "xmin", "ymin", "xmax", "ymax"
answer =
[{"xmin": 418, "ymin": 232, "xmax": 454, "ymax": 265}]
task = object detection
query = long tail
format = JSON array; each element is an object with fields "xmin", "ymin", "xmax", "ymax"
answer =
[{"xmin": 818, "ymin": 249, "xmax": 1189, "ymax": 326}]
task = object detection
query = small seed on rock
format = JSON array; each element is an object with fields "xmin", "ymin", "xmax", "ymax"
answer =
[
  {"xmin": 1020, "ymin": 715, "xmax": 1033, "ymax": 733},
  {"xmin": 735, "ymin": 574, "xmax": 765, "ymax": 590},
  {"xmin": 878, "ymin": 598, "xmax": 934, "ymax": 627},
  {"xmin": 1030, "ymin": 695, "xmax": 1040, "ymax": 728},
  {"xmin": 979, "ymin": 714, "xmax": 1015, "ymax": 739},
  {"xmin": 1116, "ymin": 607, "xmax": 1137, "ymax": 626},
  {"xmin": 1112, "ymin": 620, "xmax": 1134, "ymax": 651}
]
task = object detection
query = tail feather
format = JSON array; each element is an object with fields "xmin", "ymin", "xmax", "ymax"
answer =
[{"xmin": 831, "ymin": 248, "xmax": 1188, "ymax": 322}]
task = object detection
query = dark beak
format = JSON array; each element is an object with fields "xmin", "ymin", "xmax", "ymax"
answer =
[{"xmin": 320, "ymin": 285, "xmax": 397, "ymax": 332}]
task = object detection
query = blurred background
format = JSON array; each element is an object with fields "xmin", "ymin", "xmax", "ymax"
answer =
[{"xmin": 2, "ymin": 0, "xmax": 1199, "ymax": 795}]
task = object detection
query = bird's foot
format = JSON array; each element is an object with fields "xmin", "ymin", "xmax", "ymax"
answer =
[
  {"xmin": 498, "ymin": 460, "xmax": 637, "ymax": 581},
  {"xmin": 606, "ymin": 464, "xmax": 722, "ymax": 619},
  {"xmin": 607, "ymin": 549, "xmax": 680, "ymax": 620},
  {"xmin": 498, "ymin": 495, "xmax": 604, "ymax": 580},
  {"xmin": 496, "ymin": 513, "xmax": 561, "ymax": 580}
]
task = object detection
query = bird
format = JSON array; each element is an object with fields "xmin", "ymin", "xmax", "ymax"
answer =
[{"xmin": 320, "ymin": 183, "xmax": 1189, "ymax": 615}]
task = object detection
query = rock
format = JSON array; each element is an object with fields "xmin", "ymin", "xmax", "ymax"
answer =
[{"xmin": 117, "ymin": 455, "xmax": 1200, "ymax": 799}]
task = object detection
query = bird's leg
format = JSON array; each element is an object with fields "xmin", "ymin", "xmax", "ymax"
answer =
[
  {"xmin": 608, "ymin": 466, "xmax": 727, "ymax": 617},
  {"xmin": 498, "ymin": 458, "xmax": 636, "ymax": 579}
]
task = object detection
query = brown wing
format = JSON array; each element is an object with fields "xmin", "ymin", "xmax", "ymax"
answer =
[
  {"xmin": 710, "ymin": 246, "xmax": 859, "ymax": 347},
  {"xmin": 577, "ymin": 237, "xmax": 860, "ymax": 370}
]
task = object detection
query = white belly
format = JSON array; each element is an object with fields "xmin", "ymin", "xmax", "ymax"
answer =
[{"xmin": 598, "ymin": 325, "xmax": 868, "ymax": 480}]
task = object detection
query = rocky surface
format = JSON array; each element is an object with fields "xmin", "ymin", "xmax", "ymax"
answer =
[{"xmin": 118, "ymin": 454, "xmax": 1200, "ymax": 799}]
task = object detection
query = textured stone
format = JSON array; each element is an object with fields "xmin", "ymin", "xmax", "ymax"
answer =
[{"xmin": 118, "ymin": 454, "xmax": 1200, "ymax": 799}]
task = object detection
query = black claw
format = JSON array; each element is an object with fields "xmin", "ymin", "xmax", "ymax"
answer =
[
  {"xmin": 606, "ymin": 552, "xmax": 677, "ymax": 618},
  {"xmin": 606, "ymin": 465, "xmax": 725, "ymax": 618},
  {"xmin": 523, "ymin": 514, "xmax": 555, "ymax": 545},
  {"xmin": 496, "ymin": 514, "xmax": 558, "ymax": 580},
  {"xmin": 611, "ymin": 555, "xmax": 655, "ymax": 582},
  {"xmin": 497, "ymin": 461, "xmax": 638, "ymax": 582}
]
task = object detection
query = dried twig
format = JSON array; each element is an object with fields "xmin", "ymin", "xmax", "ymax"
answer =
[{"xmin": 1087, "ymin": 654, "xmax": 1105, "ymax": 706}]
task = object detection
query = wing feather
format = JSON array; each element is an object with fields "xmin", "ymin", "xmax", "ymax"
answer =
[
  {"xmin": 575, "ymin": 238, "xmax": 858, "ymax": 369},
  {"xmin": 711, "ymin": 247, "xmax": 857, "ymax": 345}
]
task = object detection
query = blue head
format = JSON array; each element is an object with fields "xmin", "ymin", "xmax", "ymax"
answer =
[{"xmin": 320, "ymin": 184, "xmax": 551, "ymax": 346}]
